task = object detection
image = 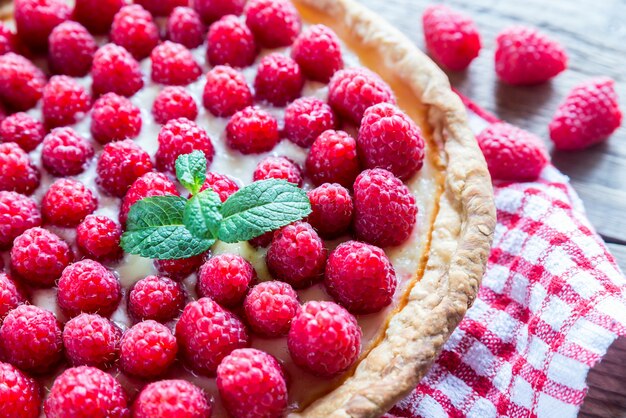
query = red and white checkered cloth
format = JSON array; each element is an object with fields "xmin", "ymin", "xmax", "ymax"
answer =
[{"xmin": 388, "ymin": 100, "xmax": 626, "ymax": 418}]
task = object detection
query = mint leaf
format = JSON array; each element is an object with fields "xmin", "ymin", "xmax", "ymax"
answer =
[
  {"xmin": 218, "ymin": 179, "xmax": 311, "ymax": 243},
  {"xmin": 183, "ymin": 188, "xmax": 222, "ymax": 239},
  {"xmin": 175, "ymin": 151, "xmax": 206, "ymax": 195}
]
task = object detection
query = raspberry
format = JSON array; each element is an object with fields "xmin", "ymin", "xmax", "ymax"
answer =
[
  {"xmin": 477, "ymin": 122, "xmax": 549, "ymax": 181},
  {"xmin": 194, "ymin": 0, "xmax": 245, "ymax": 24},
  {"xmin": 120, "ymin": 320, "xmax": 178, "ymax": 378},
  {"xmin": 284, "ymin": 97, "xmax": 337, "ymax": 147},
  {"xmin": 0, "ymin": 305, "xmax": 63, "ymax": 373},
  {"xmin": 0, "ymin": 53, "xmax": 46, "ymax": 111},
  {"xmin": 49, "ymin": 21, "xmax": 97, "ymax": 77},
  {"xmin": 197, "ymin": 254, "xmax": 256, "ymax": 308},
  {"xmin": 266, "ymin": 222, "xmax": 326, "ymax": 288},
  {"xmin": 175, "ymin": 297, "xmax": 249, "ymax": 376},
  {"xmin": 120, "ymin": 172, "xmax": 179, "ymax": 226},
  {"xmin": 248, "ymin": 230, "xmax": 274, "ymax": 248},
  {"xmin": 306, "ymin": 129, "xmax": 360, "ymax": 188},
  {"xmin": 14, "ymin": 0, "xmax": 71, "ymax": 51},
  {"xmin": 243, "ymin": 281, "xmax": 299, "ymax": 337},
  {"xmin": 62, "ymin": 313, "xmax": 122, "ymax": 368},
  {"xmin": 74, "ymin": 0, "xmax": 124, "ymax": 34},
  {"xmin": 156, "ymin": 117, "xmax": 215, "ymax": 172},
  {"xmin": 203, "ymin": 65, "xmax": 252, "ymax": 117},
  {"xmin": 0, "ymin": 191, "xmax": 41, "ymax": 249},
  {"xmin": 328, "ymin": 68, "xmax": 396, "ymax": 124},
  {"xmin": 495, "ymin": 26, "xmax": 567, "ymax": 85},
  {"xmin": 92, "ymin": 43, "xmax": 144, "ymax": 97},
  {"xmin": 292, "ymin": 24, "xmax": 343, "ymax": 82},
  {"xmin": 550, "ymin": 77, "xmax": 623, "ymax": 151},
  {"xmin": 153, "ymin": 254, "xmax": 205, "ymax": 281},
  {"xmin": 44, "ymin": 366, "xmax": 129, "ymax": 418},
  {"xmin": 0, "ymin": 23, "xmax": 17, "ymax": 56},
  {"xmin": 76, "ymin": 215, "xmax": 123, "ymax": 260},
  {"xmin": 42, "ymin": 127, "xmax": 94, "ymax": 176},
  {"xmin": 0, "ymin": 362, "xmax": 41, "ymax": 418},
  {"xmin": 217, "ymin": 348, "xmax": 288, "ymax": 417},
  {"xmin": 0, "ymin": 142, "xmax": 40, "ymax": 195},
  {"xmin": 110, "ymin": 5, "xmax": 159, "ymax": 60},
  {"xmin": 132, "ymin": 380, "xmax": 211, "ymax": 418},
  {"xmin": 254, "ymin": 53, "xmax": 304, "ymax": 106},
  {"xmin": 42, "ymin": 75, "xmax": 92, "ymax": 128},
  {"xmin": 288, "ymin": 301, "xmax": 361, "ymax": 377},
  {"xmin": 128, "ymin": 275, "xmax": 185, "ymax": 322},
  {"xmin": 153, "ymin": 86, "xmax": 198, "ymax": 124},
  {"xmin": 91, "ymin": 92, "xmax": 142, "ymax": 144},
  {"xmin": 199, "ymin": 172, "xmax": 240, "ymax": 202},
  {"xmin": 206, "ymin": 15, "xmax": 257, "ymax": 68},
  {"xmin": 253, "ymin": 156, "xmax": 303, "ymax": 185},
  {"xmin": 0, "ymin": 112, "xmax": 45, "ymax": 152},
  {"xmin": 136, "ymin": 0, "xmax": 187, "ymax": 17},
  {"xmin": 0, "ymin": 273, "xmax": 27, "ymax": 319},
  {"xmin": 307, "ymin": 183, "xmax": 353, "ymax": 239},
  {"xmin": 42, "ymin": 179, "xmax": 97, "ymax": 227},
  {"xmin": 97, "ymin": 140, "xmax": 153, "ymax": 198},
  {"xmin": 353, "ymin": 168, "xmax": 417, "ymax": 247},
  {"xmin": 57, "ymin": 259, "xmax": 122, "ymax": 317},
  {"xmin": 226, "ymin": 106, "xmax": 279, "ymax": 154},
  {"xmin": 167, "ymin": 7, "xmax": 205, "ymax": 49},
  {"xmin": 151, "ymin": 41, "xmax": 202, "ymax": 86},
  {"xmin": 245, "ymin": 0, "xmax": 301, "ymax": 48}
]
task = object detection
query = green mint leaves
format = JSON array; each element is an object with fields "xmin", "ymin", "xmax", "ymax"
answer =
[{"xmin": 121, "ymin": 152, "xmax": 311, "ymax": 260}]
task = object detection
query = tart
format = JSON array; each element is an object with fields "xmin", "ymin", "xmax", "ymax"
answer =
[{"xmin": 0, "ymin": 0, "xmax": 495, "ymax": 417}]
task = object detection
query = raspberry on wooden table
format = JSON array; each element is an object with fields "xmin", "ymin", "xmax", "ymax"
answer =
[
  {"xmin": 194, "ymin": 0, "xmax": 245, "ymax": 23},
  {"xmin": 284, "ymin": 97, "xmax": 337, "ymax": 147},
  {"xmin": 156, "ymin": 117, "xmax": 215, "ymax": 173},
  {"xmin": 197, "ymin": 254, "xmax": 256, "ymax": 308},
  {"xmin": 97, "ymin": 140, "xmax": 153, "ymax": 198},
  {"xmin": 49, "ymin": 21, "xmax": 97, "ymax": 77},
  {"xmin": 0, "ymin": 273, "xmax": 27, "ymax": 319},
  {"xmin": 42, "ymin": 75, "xmax": 92, "ymax": 128},
  {"xmin": 0, "ymin": 191, "xmax": 41, "ymax": 249},
  {"xmin": 120, "ymin": 320, "xmax": 178, "ymax": 379},
  {"xmin": 0, "ymin": 113, "xmax": 45, "ymax": 152},
  {"xmin": 110, "ymin": 4, "xmax": 159, "ymax": 61},
  {"xmin": 306, "ymin": 129, "xmax": 361, "ymax": 188},
  {"xmin": 135, "ymin": 0, "xmax": 187, "ymax": 17},
  {"xmin": 243, "ymin": 280, "xmax": 300, "ymax": 337},
  {"xmin": 292, "ymin": 24, "xmax": 344, "ymax": 83},
  {"xmin": 253, "ymin": 156, "xmax": 303, "ymax": 186},
  {"xmin": 42, "ymin": 127, "xmax": 94, "ymax": 176},
  {"xmin": 226, "ymin": 106, "xmax": 279, "ymax": 154},
  {"xmin": 132, "ymin": 380, "xmax": 212, "ymax": 418},
  {"xmin": 307, "ymin": 183, "xmax": 353, "ymax": 239},
  {"xmin": 153, "ymin": 253, "xmax": 205, "ymax": 281},
  {"xmin": 92, "ymin": 43, "xmax": 144, "ymax": 98},
  {"xmin": 128, "ymin": 275, "xmax": 185, "ymax": 322},
  {"xmin": 0, "ymin": 362, "xmax": 41, "ymax": 418},
  {"xmin": 0, "ymin": 142, "xmax": 40, "ymax": 195},
  {"xmin": 14, "ymin": 0, "xmax": 71, "ymax": 52},
  {"xmin": 0, "ymin": 23, "xmax": 17, "ymax": 56},
  {"xmin": 199, "ymin": 171, "xmax": 240, "ymax": 202},
  {"xmin": 153, "ymin": 86, "xmax": 198, "ymax": 124},
  {"xmin": 206, "ymin": 15, "xmax": 257, "ymax": 68},
  {"xmin": 76, "ymin": 215, "xmax": 122, "ymax": 260},
  {"xmin": 120, "ymin": 172, "xmax": 179, "ymax": 226},
  {"xmin": 42, "ymin": 179, "xmax": 97, "ymax": 227},
  {"xmin": 245, "ymin": 0, "xmax": 301, "ymax": 48},
  {"xmin": 151, "ymin": 41, "xmax": 203, "ymax": 86},
  {"xmin": 73, "ymin": 0, "xmax": 124, "ymax": 34},
  {"xmin": 203, "ymin": 65, "xmax": 253, "ymax": 117},
  {"xmin": 91, "ymin": 93, "xmax": 142, "ymax": 144},
  {"xmin": 62, "ymin": 313, "xmax": 122, "ymax": 368},
  {"xmin": 0, "ymin": 53, "xmax": 46, "ymax": 111},
  {"xmin": 167, "ymin": 7, "xmax": 206, "ymax": 49},
  {"xmin": 254, "ymin": 53, "xmax": 304, "ymax": 106}
]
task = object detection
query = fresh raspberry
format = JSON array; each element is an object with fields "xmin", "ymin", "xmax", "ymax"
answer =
[
  {"xmin": 292, "ymin": 24, "xmax": 343, "ymax": 82},
  {"xmin": 288, "ymin": 301, "xmax": 361, "ymax": 377},
  {"xmin": 197, "ymin": 254, "xmax": 256, "ymax": 308},
  {"xmin": 0, "ymin": 142, "xmax": 40, "ymax": 195},
  {"xmin": 97, "ymin": 140, "xmax": 153, "ymax": 198},
  {"xmin": 254, "ymin": 53, "xmax": 304, "ymax": 106},
  {"xmin": 0, "ymin": 113, "xmax": 45, "ymax": 152},
  {"xmin": 74, "ymin": 0, "xmax": 124, "ymax": 34},
  {"xmin": 353, "ymin": 168, "xmax": 417, "ymax": 247},
  {"xmin": 0, "ymin": 305, "xmax": 63, "ymax": 373},
  {"xmin": 153, "ymin": 86, "xmax": 198, "ymax": 124},
  {"xmin": 167, "ymin": 7, "xmax": 205, "ymax": 49},
  {"xmin": 328, "ymin": 68, "xmax": 396, "ymax": 124},
  {"xmin": 44, "ymin": 366, "xmax": 129, "ymax": 418},
  {"xmin": 203, "ymin": 65, "xmax": 252, "ymax": 117},
  {"xmin": 42, "ymin": 179, "xmax": 97, "ymax": 227},
  {"xmin": 57, "ymin": 259, "xmax": 122, "ymax": 317},
  {"xmin": 0, "ymin": 361, "xmax": 41, "ymax": 418},
  {"xmin": 14, "ymin": 0, "xmax": 71, "ymax": 51},
  {"xmin": 42, "ymin": 75, "xmax": 92, "ymax": 128},
  {"xmin": 120, "ymin": 320, "xmax": 178, "ymax": 378},
  {"xmin": 153, "ymin": 253, "xmax": 205, "ymax": 281},
  {"xmin": 550, "ymin": 77, "xmax": 623, "ymax": 151},
  {"xmin": 253, "ymin": 156, "xmax": 303, "ymax": 185},
  {"xmin": 132, "ymin": 380, "xmax": 211, "ymax": 418},
  {"xmin": 0, "ymin": 273, "xmax": 27, "ymax": 319},
  {"xmin": 76, "ymin": 215, "xmax": 123, "ymax": 260},
  {"xmin": 226, "ymin": 106, "xmax": 279, "ymax": 154},
  {"xmin": 199, "ymin": 171, "xmax": 240, "ymax": 202},
  {"xmin": 267, "ymin": 222, "xmax": 326, "ymax": 288},
  {"xmin": 0, "ymin": 53, "xmax": 46, "ymax": 111},
  {"xmin": 243, "ymin": 280, "xmax": 299, "ymax": 337},
  {"xmin": 120, "ymin": 172, "xmax": 179, "ymax": 226},
  {"xmin": 156, "ymin": 117, "xmax": 215, "ymax": 172},
  {"xmin": 248, "ymin": 230, "xmax": 274, "ymax": 248},
  {"xmin": 245, "ymin": 0, "xmax": 301, "ymax": 48},
  {"xmin": 175, "ymin": 297, "xmax": 249, "ymax": 376},
  {"xmin": 206, "ymin": 15, "xmax": 257, "ymax": 68},
  {"xmin": 151, "ymin": 41, "xmax": 202, "ymax": 86},
  {"xmin": 477, "ymin": 122, "xmax": 549, "ymax": 181},
  {"xmin": 194, "ymin": 0, "xmax": 245, "ymax": 23},
  {"xmin": 0, "ymin": 191, "xmax": 41, "ymax": 249},
  {"xmin": 217, "ymin": 348, "xmax": 288, "ymax": 417},
  {"xmin": 306, "ymin": 129, "xmax": 360, "ymax": 188},
  {"xmin": 0, "ymin": 23, "xmax": 17, "ymax": 56},
  {"xmin": 41, "ymin": 127, "xmax": 94, "ymax": 176},
  {"xmin": 92, "ymin": 43, "xmax": 144, "ymax": 98},
  {"xmin": 307, "ymin": 183, "xmax": 353, "ymax": 239},
  {"xmin": 284, "ymin": 97, "xmax": 337, "ymax": 147},
  {"xmin": 128, "ymin": 275, "xmax": 185, "ymax": 322},
  {"xmin": 495, "ymin": 26, "xmax": 567, "ymax": 85},
  {"xmin": 136, "ymin": 0, "xmax": 187, "ymax": 17},
  {"xmin": 49, "ymin": 21, "xmax": 97, "ymax": 77},
  {"xmin": 91, "ymin": 92, "xmax": 142, "ymax": 144},
  {"xmin": 62, "ymin": 313, "xmax": 122, "ymax": 368},
  {"xmin": 110, "ymin": 5, "xmax": 159, "ymax": 60}
]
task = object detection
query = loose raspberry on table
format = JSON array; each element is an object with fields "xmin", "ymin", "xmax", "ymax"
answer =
[
  {"xmin": 284, "ymin": 97, "xmax": 337, "ymax": 147},
  {"xmin": 97, "ymin": 140, "xmax": 153, "ymax": 198},
  {"xmin": 245, "ymin": 0, "xmax": 301, "ymax": 48},
  {"xmin": 199, "ymin": 171, "xmax": 240, "ymax": 202},
  {"xmin": 42, "ymin": 75, "xmax": 92, "ymax": 128},
  {"xmin": 0, "ymin": 273, "xmax": 27, "ymax": 319},
  {"xmin": 136, "ymin": 0, "xmax": 187, "ymax": 17},
  {"xmin": 306, "ymin": 129, "xmax": 360, "ymax": 188},
  {"xmin": 153, "ymin": 253, "xmax": 205, "ymax": 281},
  {"xmin": 0, "ymin": 113, "xmax": 45, "ymax": 152},
  {"xmin": 76, "ymin": 215, "xmax": 123, "ymax": 260},
  {"xmin": 120, "ymin": 172, "xmax": 179, "ymax": 226},
  {"xmin": 132, "ymin": 380, "xmax": 211, "ymax": 418},
  {"xmin": 307, "ymin": 183, "xmax": 353, "ymax": 239},
  {"xmin": 110, "ymin": 4, "xmax": 160, "ymax": 60},
  {"xmin": 156, "ymin": 117, "xmax": 215, "ymax": 172},
  {"xmin": 44, "ymin": 366, "xmax": 129, "ymax": 418},
  {"xmin": 203, "ymin": 65, "xmax": 252, "ymax": 117},
  {"xmin": 49, "ymin": 21, "xmax": 97, "ymax": 77},
  {"xmin": 0, "ymin": 53, "xmax": 46, "ymax": 111},
  {"xmin": 74, "ymin": 0, "xmax": 124, "ymax": 34},
  {"xmin": 14, "ymin": 0, "xmax": 71, "ymax": 51},
  {"xmin": 62, "ymin": 313, "xmax": 121, "ymax": 368},
  {"xmin": 92, "ymin": 43, "xmax": 144, "ymax": 98},
  {"xmin": 549, "ymin": 77, "xmax": 622, "ymax": 151},
  {"xmin": 226, "ymin": 106, "xmax": 279, "ymax": 154},
  {"xmin": 495, "ymin": 26, "xmax": 567, "ymax": 85},
  {"xmin": 0, "ymin": 362, "xmax": 41, "ymax": 418},
  {"xmin": 0, "ymin": 305, "xmax": 63, "ymax": 373},
  {"xmin": 151, "ymin": 41, "xmax": 203, "ymax": 86},
  {"xmin": 288, "ymin": 301, "xmax": 361, "ymax": 377},
  {"xmin": 254, "ymin": 53, "xmax": 304, "ymax": 106},
  {"xmin": 42, "ymin": 178, "xmax": 97, "ymax": 227},
  {"xmin": 243, "ymin": 280, "xmax": 299, "ymax": 337},
  {"xmin": 253, "ymin": 156, "xmax": 303, "ymax": 186},
  {"xmin": 217, "ymin": 348, "xmax": 288, "ymax": 418},
  {"xmin": 0, "ymin": 23, "xmax": 17, "ymax": 56},
  {"xmin": 206, "ymin": 15, "xmax": 257, "ymax": 68},
  {"xmin": 90, "ymin": 92, "xmax": 142, "ymax": 144},
  {"xmin": 292, "ymin": 24, "xmax": 344, "ymax": 82},
  {"xmin": 328, "ymin": 68, "xmax": 396, "ymax": 124},
  {"xmin": 175, "ymin": 297, "xmax": 249, "ymax": 376},
  {"xmin": 353, "ymin": 168, "xmax": 417, "ymax": 247},
  {"xmin": 153, "ymin": 86, "xmax": 198, "ymax": 124},
  {"xmin": 0, "ymin": 191, "xmax": 41, "ymax": 249},
  {"xmin": 194, "ymin": 0, "xmax": 245, "ymax": 23},
  {"xmin": 42, "ymin": 127, "xmax": 94, "ymax": 176},
  {"xmin": 267, "ymin": 221, "xmax": 326, "ymax": 288},
  {"xmin": 197, "ymin": 254, "xmax": 256, "ymax": 308},
  {"xmin": 477, "ymin": 122, "xmax": 549, "ymax": 181},
  {"xmin": 120, "ymin": 320, "xmax": 178, "ymax": 379},
  {"xmin": 128, "ymin": 275, "xmax": 185, "ymax": 322},
  {"xmin": 0, "ymin": 142, "xmax": 40, "ymax": 195},
  {"xmin": 167, "ymin": 7, "xmax": 205, "ymax": 49}
]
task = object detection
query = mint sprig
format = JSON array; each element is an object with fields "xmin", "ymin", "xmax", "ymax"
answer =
[{"xmin": 175, "ymin": 151, "xmax": 206, "ymax": 195}]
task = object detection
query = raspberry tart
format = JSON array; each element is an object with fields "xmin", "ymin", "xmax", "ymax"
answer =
[{"xmin": 0, "ymin": 0, "xmax": 495, "ymax": 417}]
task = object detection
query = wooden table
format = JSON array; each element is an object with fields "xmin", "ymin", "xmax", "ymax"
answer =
[{"xmin": 358, "ymin": 0, "xmax": 626, "ymax": 416}]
